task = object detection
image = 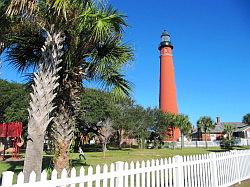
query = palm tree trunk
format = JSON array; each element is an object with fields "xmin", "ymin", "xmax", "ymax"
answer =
[
  {"xmin": 172, "ymin": 126, "xmax": 175, "ymax": 149},
  {"xmin": 181, "ymin": 131, "xmax": 184, "ymax": 149},
  {"xmin": 23, "ymin": 29, "xmax": 64, "ymax": 181},
  {"xmin": 205, "ymin": 131, "xmax": 208, "ymax": 149},
  {"xmin": 53, "ymin": 71, "xmax": 83, "ymax": 172},
  {"xmin": 103, "ymin": 142, "xmax": 107, "ymax": 152},
  {"xmin": 53, "ymin": 140, "xmax": 70, "ymax": 172},
  {"xmin": 23, "ymin": 134, "xmax": 44, "ymax": 180},
  {"xmin": 103, "ymin": 141, "xmax": 107, "ymax": 158},
  {"xmin": 53, "ymin": 103, "xmax": 74, "ymax": 172},
  {"xmin": 118, "ymin": 129, "xmax": 122, "ymax": 149},
  {"xmin": 141, "ymin": 138, "xmax": 143, "ymax": 149}
]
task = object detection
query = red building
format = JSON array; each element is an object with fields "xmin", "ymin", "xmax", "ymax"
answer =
[{"xmin": 158, "ymin": 31, "xmax": 180, "ymax": 141}]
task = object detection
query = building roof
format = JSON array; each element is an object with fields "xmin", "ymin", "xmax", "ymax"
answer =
[
  {"xmin": 192, "ymin": 122, "xmax": 250, "ymax": 134},
  {"xmin": 210, "ymin": 123, "xmax": 224, "ymax": 133},
  {"xmin": 212, "ymin": 122, "xmax": 249, "ymax": 133},
  {"xmin": 233, "ymin": 125, "xmax": 250, "ymax": 132}
]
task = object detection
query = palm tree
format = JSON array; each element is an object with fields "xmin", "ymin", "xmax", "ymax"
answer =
[
  {"xmin": 49, "ymin": 2, "xmax": 132, "ymax": 172},
  {"xmin": 223, "ymin": 123, "xmax": 234, "ymax": 141},
  {"xmin": 197, "ymin": 116, "xmax": 215, "ymax": 149},
  {"xmin": 2, "ymin": 0, "xmax": 66, "ymax": 179},
  {"xmin": 4, "ymin": 0, "xmax": 133, "ymax": 175},
  {"xmin": 23, "ymin": 29, "xmax": 65, "ymax": 179},
  {"xmin": 176, "ymin": 114, "xmax": 192, "ymax": 149}
]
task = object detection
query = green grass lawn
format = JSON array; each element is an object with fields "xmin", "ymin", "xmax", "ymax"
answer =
[
  {"xmin": 71, "ymin": 147, "xmax": 223, "ymax": 167},
  {"xmin": 1, "ymin": 146, "xmax": 249, "ymax": 176},
  {"xmin": 233, "ymin": 179, "xmax": 250, "ymax": 187}
]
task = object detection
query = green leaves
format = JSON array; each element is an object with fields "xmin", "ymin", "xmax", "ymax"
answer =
[
  {"xmin": 223, "ymin": 123, "xmax": 234, "ymax": 134},
  {"xmin": 175, "ymin": 114, "xmax": 192, "ymax": 135},
  {"xmin": 88, "ymin": 4, "xmax": 126, "ymax": 41},
  {"xmin": 3, "ymin": 0, "xmax": 133, "ymax": 99},
  {"xmin": 79, "ymin": 89, "xmax": 117, "ymax": 125},
  {"xmin": 45, "ymin": 0, "xmax": 70, "ymax": 20},
  {"xmin": 197, "ymin": 116, "xmax": 215, "ymax": 133},
  {"xmin": 0, "ymin": 79, "xmax": 29, "ymax": 124},
  {"xmin": 243, "ymin": 113, "xmax": 250, "ymax": 125},
  {"xmin": 5, "ymin": 23, "xmax": 45, "ymax": 72}
]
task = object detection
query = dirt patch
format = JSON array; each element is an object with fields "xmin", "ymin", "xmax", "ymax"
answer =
[{"xmin": 231, "ymin": 179, "xmax": 250, "ymax": 187}]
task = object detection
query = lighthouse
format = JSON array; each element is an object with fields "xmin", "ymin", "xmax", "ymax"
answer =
[{"xmin": 158, "ymin": 31, "xmax": 180, "ymax": 141}]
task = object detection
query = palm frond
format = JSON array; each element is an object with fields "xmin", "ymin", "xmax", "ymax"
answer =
[
  {"xmin": 45, "ymin": 0, "xmax": 70, "ymax": 20},
  {"xmin": 97, "ymin": 68, "xmax": 132, "ymax": 98},
  {"xmin": 5, "ymin": 24, "xmax": 45, "ymax": 72},
  {"xmin": 6, "ymin": 0, "xmax": 37, "ymax": 17},
  {"xmin": 23, "ymin": 73, "xmax": 35, "ymax": 89},
  {"xmin": 78, "ymin": 2, "xmax": 127, "ymax": 42},
  {"xmin": 91, "ymin": 35, "xmax": 133, "ymax": 73}
]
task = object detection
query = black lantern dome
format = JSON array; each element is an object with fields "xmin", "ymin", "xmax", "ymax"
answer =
[{"xmin": 159, "ymin": 30, "xmax": 173, "ymax": 50}]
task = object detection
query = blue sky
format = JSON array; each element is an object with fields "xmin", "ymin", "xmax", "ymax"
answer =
[{"xmin": 1, "ymin": 0, "xmax": 250, "ymax": 125}]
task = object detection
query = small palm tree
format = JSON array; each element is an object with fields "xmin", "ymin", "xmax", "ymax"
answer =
[
  {"xmin": 176, "ymin": 114, "xmax": 192, "ymax": 149},
  {"xmin": 223, "ymin": 124, "xmax": 234, "ymax": 141},
  {"xmin": 197, "ymin": 116, "xmax": 215, "ymax": 149}
]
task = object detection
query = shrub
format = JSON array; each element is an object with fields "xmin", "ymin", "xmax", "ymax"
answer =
[{"xmin": 220, "ymin": 138, "xmax": 234, "ymax": 149}]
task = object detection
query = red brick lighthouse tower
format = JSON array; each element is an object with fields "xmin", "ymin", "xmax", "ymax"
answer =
[{"xmin": 158, "ymin": 31, "xmax": 180, "ymax": 141}]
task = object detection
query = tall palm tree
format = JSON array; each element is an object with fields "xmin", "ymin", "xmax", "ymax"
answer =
[
  {"xmin": 2, "ymin": 0, "xmax": 66, "ymax": 179},
  {"xmin": 4, "ymin": 0, "xmax": 133, "ymax": 175},
  {"xmin": 197, "ymin": 116, "xmax": 215, "ymax": 149},
  {"xmin": 48, "ymin": 1, "xmax": 132, "ymax": 172},
  {"xmin": 176, "ymin": 114, "xmax": 192, "ymax": 149},
  {"xmin": 23, "ymin": 28, "xmax": 65, "ymax": 179}
]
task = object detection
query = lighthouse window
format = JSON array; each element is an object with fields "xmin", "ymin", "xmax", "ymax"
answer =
[{"xmin": 162, "ymin": 35, "xmax": 170, "ymax": 42}]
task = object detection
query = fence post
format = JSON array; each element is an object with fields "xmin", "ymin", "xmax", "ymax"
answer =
[
  {"xmin": 2, "ymin": 171, "xmax": 14, "ymax": 187},
  {"xmin": 173, "ymin": 155, "xmax": 184, "ymax": 187},
  {"xmin": 115, "ymin": 161, "xmax": 124, "ymax": 187},
  {"xmin": 210, "ymin": 152, "xmax": 218, "ymax": 187},
  {"xmin": 234, "ymin": 150, "xmax": 242, "ymax": 184}
]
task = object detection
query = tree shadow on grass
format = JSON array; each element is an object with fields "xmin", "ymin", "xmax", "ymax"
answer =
[
  {"xmin": 3, "ymin": 157, "xmax": 24, "ymax": 174},
  {"xmin": 70, "ymin": 159, "xmax": 90, "ymax": 168},
  {"xmin": 0, "ymin": 155, "xmax": 92, "ymax": 185},
  {"xmin": 208, "ymin": 146, "xmax": 249, "ymax": 153},
  {"xmin": 108, "ymin": 147, "xmax": 133, "ymax": 151},
  {"xmin": 0, "ymin": 155, "xmax": 54, "ymax": 184},
  {"xmin": 42, "ymin": 155, "xmax": 54, "ymax": 171},
  {"xmin": 207, "ymin": 149, "xmax": 228, "ymax": 152},
  {"xmin": 233, "ymin": 146, "xmax": 248, "ymax": 150},
  {"xmin": 1, "ymin": 155, "xmax": 54, "ymax": 172},
  {"xmin": 82, "ymin": 145, "xmax": 102, "ymax": 152}
]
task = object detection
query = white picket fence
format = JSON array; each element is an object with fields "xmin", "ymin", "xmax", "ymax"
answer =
[
  {"xmin": 1, "ymin": 150, "xmax": 250, "ymax": 187},
  {"xmin": 175, "ymin": 141, "xmax": 221, "ymax": 148}
]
